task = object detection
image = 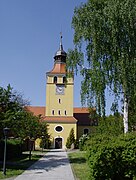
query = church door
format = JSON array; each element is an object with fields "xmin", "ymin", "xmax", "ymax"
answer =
[{"xmin": 55, "ymin": 138, "xmax": 62, "ymax": 149}]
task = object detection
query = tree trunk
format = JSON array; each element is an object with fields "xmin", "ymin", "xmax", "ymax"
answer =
[{"xmin": 123, "ymin": 97, "xmax": 128, "ymax": 133}]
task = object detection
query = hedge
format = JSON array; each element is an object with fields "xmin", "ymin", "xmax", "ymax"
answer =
[
  {"xmin": 0, "ymin": 139, "xmax": 23, "ymax": 160},
  {"xmin": 86, "ymin": 132, "xmax": 136, "ymax": 180}
]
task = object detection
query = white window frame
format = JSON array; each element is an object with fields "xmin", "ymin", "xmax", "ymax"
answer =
[{"xmin": 54, "ymin": 125, "xmax": 64, "ymax": 133}]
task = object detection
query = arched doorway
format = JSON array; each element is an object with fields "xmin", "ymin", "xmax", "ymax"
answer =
[{"xmin": 55, "ymin": 138, "xmax": 62, "ymax": 149}]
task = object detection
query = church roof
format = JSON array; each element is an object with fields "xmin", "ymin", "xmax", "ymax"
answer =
[
  {"xmin": 47, "ymin": 63, "xmax": 66, "ymax": 74},
  {"xmin": 54, "ymin": 35, "xmax": 67, "ymax": 58},
  {"xmin": 53, "ymin": 35, "xmax": 67, "ymax": 64},
  {"xmin": 43, "ymin": 116, "xmax": 77, "ymax": 123},
  {"xmin": 25, "ymin": 106, "xmax": 93, "ymax": 126},
  {"xmin": 25, "ymin": 106, "xmax": 45, "ymax": 116},
  {"xmin": 25, "ymin": 106, "xmax": 90, "ymax": 117},
  {"xmin": 47, "ymin": 35, "xmax": 67, "ymax": 74},
  {"xmin": 74, "ymin": 107, "xmax": 90, "ymax": 113}
]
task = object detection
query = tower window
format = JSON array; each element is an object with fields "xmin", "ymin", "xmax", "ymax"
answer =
[
  {"xmin": 59, "ymin": 99, "xmax": 61, "ymax": 104},
  {"xmin": 63, "ymin": 76, "xmax": 66, "ymax": 84},
  {"xmin": 54, "ymin": 76, "xmax": 57, "ymax": 84},
  {"xmin": 58, "ymin": 110, "xmax": 61, "ymax": 115},
  {"xmin": 65, "ymin": 110, "xmax": 67, "ymax": 115},
  {"xmin": 52, "ymin": 110, "xmax": 55, "ymax": 115}
]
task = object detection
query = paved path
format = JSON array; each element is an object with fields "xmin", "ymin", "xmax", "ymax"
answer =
[{"xmin": 14, "ymin": 149, "xmax": 75, "ymax": 180}]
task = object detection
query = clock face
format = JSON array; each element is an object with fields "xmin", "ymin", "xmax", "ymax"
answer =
[{"xmin": 56, "ymin": 85, "xmax": 64, "ymax": 95}]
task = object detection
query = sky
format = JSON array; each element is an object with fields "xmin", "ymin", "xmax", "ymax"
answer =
[{"xmin": 0, "ymin": 0, "xmax": 117, "ymax": 115}]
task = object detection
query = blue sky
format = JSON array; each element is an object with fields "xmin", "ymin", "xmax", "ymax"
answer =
[{"xmin": 0, "ymin": 0, "xmax": 117, "ymax": 115}]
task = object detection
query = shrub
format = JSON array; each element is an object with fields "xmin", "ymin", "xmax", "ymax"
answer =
[
  {"xmin": 39, "ymin": 138, "xmax": 51, "ymax": 149},
  {"xmin": 66, "ymin": 128, "xmax": 75, "ymax": 149},
  {"xmin": 79, "ymin": 134, "xmax": 89, "ymax": 151},
  {"xmin": 74, "ymin": 139, "xmax": 79, "ymax": 149},
  {"xmin": 0, "ymin": 139, "xmax": 23, "ymax": 160},
  {"xmin": 87, "ymin": 132, "xmax": 136, "ymax": 180},
  {"xmin": 66, "ymin": 137, "xmax": 71, "ymax": 149}
]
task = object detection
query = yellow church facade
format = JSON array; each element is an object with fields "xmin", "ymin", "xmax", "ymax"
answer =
[{"xmin": 27, "ymin": 37, "xmax": 96, "ymax": 149}]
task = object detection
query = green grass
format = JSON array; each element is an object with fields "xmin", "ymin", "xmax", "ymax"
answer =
[
  {"xmin": 68, "ymin": 151, "xmax": 90, "ymax": 180},
  {"xmin": 0, "ymin": 150, "xmax": 46, "ymax": 179}
]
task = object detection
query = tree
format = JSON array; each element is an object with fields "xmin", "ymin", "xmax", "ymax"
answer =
[
  {"xmin": 67, "ymin": 0, "xmax": 136, "ymax": 133},
  {"xmin": 0, "ymin": 85, "xmax": 49, "ymax": 142},
  {"xmin": 12, "ymin": 111, "xmax": 48, "ymax": 140},
  {"xmin": 0, "ymin": 84, "xmax": 27, "ymax": 138},
  {"xmin": 66, "ymin": 128, "xmax": 75, "ymax": 149},
  {"xmin": 0, "ymin": 85, "xmax": 50, "ymax": 160},
  {"xmin": 95, "ymin": 114, "xmax": 124, "ymax": 137}
]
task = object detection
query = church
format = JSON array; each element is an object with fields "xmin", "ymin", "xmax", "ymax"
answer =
[{"xmin": 26, "ymin": 36, "xmax": 96, "ymax": 149}]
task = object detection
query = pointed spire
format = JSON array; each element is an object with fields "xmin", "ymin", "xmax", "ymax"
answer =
[
  {"xmin": 54, "ymin": 33, "xmax": 67, "ymax": 63},
  {"xmin": 59, "ymin": 32, "xmax": 63, "ymax": 51}
]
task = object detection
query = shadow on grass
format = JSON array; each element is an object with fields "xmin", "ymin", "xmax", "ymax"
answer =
[
  {"xmin": 69, "ymin": 157, "xmax": 86, "ymax": 164},
  {"xmin": 0, "ymin": 153, "xmax": 43, "ymax": 171}
]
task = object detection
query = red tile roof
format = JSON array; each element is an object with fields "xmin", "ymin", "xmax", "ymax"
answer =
[
  {"xmin": 47, "ymin": 63, "xmax": 66, "ymax": 74},
  {"xmin": 25, "ymin": 106, "xmax": 45, "ymax": 116},
  {"xmin": 43, "ymin": 116, "xmax": 77, "ymax": 123},
  {"xmin": 73, "ymin": 107, "xmax": 89, "ymax": 113},
  {"xmin": 25, "ymin": 106, "xmax": 90, "ymax": 116},
  {"xmin": 25, "ymin": 106, "xmax": 94, "ymax": 126}
]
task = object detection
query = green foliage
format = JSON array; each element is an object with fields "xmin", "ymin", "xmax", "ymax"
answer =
[
  {"xmin": 86, "ymin": 132, "xmax": 136, "ymax": 180},
  {"xmin": 38, "ymin": 121, "xmax": 51, "ymax": 149},
  {"xmin": 8, "ymin": 110, "xmax": 49, "ymax": 141},
  {"xmin": 67, "ymin": 0, "xmax": 136, "ymax": 126},
  {"xmin": 0, "ymin": 85, "xmax": 50, "ymax": 143},
  {"xmin": 79, "ymin": 134, "xmax": 89, "ymax": 151},
  {"xmin": 0, "ymin": 139, "xmax": 23, "ymax": 160},
  {"xmin": 66, "ymin": 128, "xmax": 75, "ymax": 149},
  {"xmin": 40, "ymin": 136, "xmax": 51, "ymax": 149},
  {"xmin": 7, "ymin": 138, "xmax": 22, "ymax": 145},
  {"xmin": 0, "ymin": 84, "xmax": 26, "ymax": 138},
  {"xmin": 129, "ymin": 93, "xmax": 136, "ymax": 131},
  {"xmin": 95, "ymin": 114, "xmax": 124, "ymax": 136},
  {"xmin": 0, "ymin": 85, "xmax": 28, "ymax": 138},
  {"xmin": 12, "ymin": 111, "xmax": 38, "ymax": 139},
  {"xmin": 74, "ymin": 139, "xmax": 79, "ymax": 149},
  {"xmin": 66, "ymin": 48, "xmax": 84, "ymax": 75}
]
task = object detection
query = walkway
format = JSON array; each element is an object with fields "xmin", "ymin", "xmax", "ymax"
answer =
[{"xmin": 14, "ymin": 149, "xmax": 75, "ymax": 180}]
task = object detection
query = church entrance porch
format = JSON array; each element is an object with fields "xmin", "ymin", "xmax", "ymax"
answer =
[{"xmin": 55, "ymin": 138, "xmax": 62, "ymax": 149}]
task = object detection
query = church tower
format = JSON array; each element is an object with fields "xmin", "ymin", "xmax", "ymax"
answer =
[
  {"xmin": 26, "ymin": 35, "xmax": 92, "ymax": 149},
  {"xmin": 45, "ymin": 35, "xmax": 77, "ymax": 149},
  {"xmin": 46, "ymin": 36, "xmax": 74, "ymax": 117}
]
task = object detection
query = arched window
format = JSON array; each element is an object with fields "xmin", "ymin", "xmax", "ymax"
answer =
[
  {"xmin": 52, "ymin": 110, "xmax": 55, "ymax": 115},
  {"xmin": 84, "ymin": 128, "xmax": 89, "ymax": 135},
  {"xmin": 64, "ymin": 110, "xmax": 67, "ymax": 115},
  {"xmin": 54, "ymin": 76, "xmax": 57, "ymax": 84},
  {"xmin": 63, "ymin": 76, "xmax": 66, "ymax": 84},
  {"xmin": 58, "ymin": 110, "xmax": 61, "ymax": 115}
]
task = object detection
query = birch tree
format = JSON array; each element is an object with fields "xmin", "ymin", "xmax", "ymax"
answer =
[{"xmin": 67, "ymin": 0, "xmax": 136, "ymax": 133}]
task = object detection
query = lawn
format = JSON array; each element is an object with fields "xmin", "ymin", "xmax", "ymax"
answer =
[
  {"xmin": 68, "ymin": 151, "xmax": 90, "ymax": 180},
  {"xmin": 0, "ymin": 150, "xmax": 46, "ymax": 179}
]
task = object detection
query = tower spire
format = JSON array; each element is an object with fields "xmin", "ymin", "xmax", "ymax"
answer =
[
  {"xmin": 54, "ymin": 33, "xmax": 67, "ymax": 63},
  {"xmin": 59, "ymin": 32, "xmax": 63, "ymax": 51}
]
